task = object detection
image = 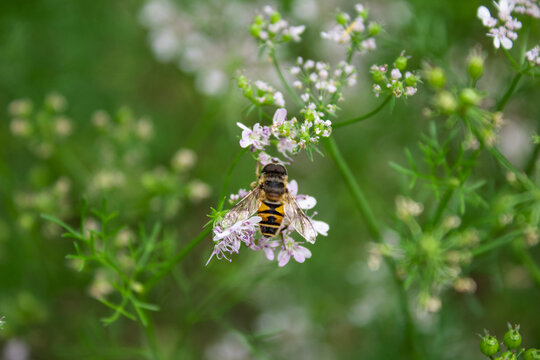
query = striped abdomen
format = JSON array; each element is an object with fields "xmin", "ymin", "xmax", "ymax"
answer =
[{"xmin": 258, "ymin": 200, "xmax": 285, "ymax": 237}]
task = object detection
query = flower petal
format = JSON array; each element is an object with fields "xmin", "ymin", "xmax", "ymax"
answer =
[
  {"xmin": 297, "ymin": 195, "xmax": 317, "ymax": 209},
  {"xmin": 477, "ymin": 6, "xmax": 491, "ymax": 21},
  {"xmin": 312, "ymin": 219, "xmax": 330, "ymax": 236},
  {"xmin": 272, "ymin": 108, "xmax": 287, "ymax": 126},
  {"xmin": 501, "ymin": 37, "xmax": 513, "ymax": 49},
  {"xmin": 277, "ymin": 250, "xmax": 291, "ymax": 267},
  {"xmin": 288, "ymin": 180, "xmax": 298, "ymax": 196}
]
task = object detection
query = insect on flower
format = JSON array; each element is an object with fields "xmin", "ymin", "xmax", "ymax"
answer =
[{"xmin": 221, "ymin": 161, "xmax": 317, "ymax": 244}]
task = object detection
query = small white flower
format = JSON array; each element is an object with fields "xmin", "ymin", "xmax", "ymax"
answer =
[
  {"xmin": 300, "ymin": 93, "xmax": 310, "ymax": 102},
  {"xmin": 304, "ymin": 60, "xmax": 315, "ymax": 69},
  {"xmin": 273, "ymin": 91, "xmax": 285, "ymax": 107},
  {"xmin": 293, "ymin": 80, "xmax": 303, "ymax": 89},
  {"xmin": 405, "ymin": 86, "xmax": 417, "ymax": 96},
  {"xmin": 361, "ymin": 38, "xmax": 376, "ymax": 50},
  {"xmin": 488, "ymin": 26, "xmax": 513, "ymax": 49},
  {"xmin": 237, "ymin": 122, "xmax": 271, "ymax": 151},
  {"xmin": 391, "ymin": 68, "xmax": 402, "ymax": 80},
  {"xmin": 290, "ymin": 66, "xmax": 301, "ymax": 75},
  {"xmin": 477, "ymin": 6, "xmax": 497, "ymax": 27},
  {"xmin": 288, "ymin": 25, "xmax": 306, "ymax": 41}
]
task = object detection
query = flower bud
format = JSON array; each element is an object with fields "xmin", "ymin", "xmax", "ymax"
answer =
[
  {"xmin": 368, "ymin": 22, "xmax": 381, "ymax": 36},
  {"xmin": 480, "ymin": 334, "xmax": 500, "ymax": 356},
  {"xmin": 395, "ymin": 56, "xmax": 407, "ymax": 71},
  {"xmin": 426, "ymin": 66, "xmax": 446, "ymax": 88},
  {"xmin": 237, "ymin": 75, "xmax": 248, "ymax": 89},
  {"xmin": 253, "ymin": 14, "xmax": 264, "ymax": 25},
  {"xmin": 503, "ymin": 324, "xmax": 522, "ymax": 350},
  {"xmin": 336, "ymin": 11, "xmax": 348, "ymax": 25},
  {"xmin": 467, "ymin": 55, "xmax": 484, "ymax": 80},
  {"xmin": 250, "ymin": 23, "xmax": 262, "ymax": 38},
  {"xmin": 524, "ymin": 348, "xmax": 540, "ymax": 360},
  {"xmin": 459, "ymin": 88, "xmax": 482, "ymax": 107},
  {"xmin": 270, "ymin": 11, "xmax": 281, "ymax": 24},
  {"xmin": 435, "ymin": 91, "xmax": 457, "ymax": 115},
  {"xmin": 405, "ymin": 73, "xmax": 419, "ymax": 87},
  {"xmin": 371, "ymin": 69, "xmax": 385, "ymax": 83}
]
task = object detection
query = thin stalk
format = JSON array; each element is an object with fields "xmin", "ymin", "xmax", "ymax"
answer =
[
  {"xmin": 144, "ymin": 227, "xmax": 212, "ymax": 291},
  {"xmin": 502, "ymin": 48, "xmax": 520, "ymax": 71},
  {"xmin": 513, "ymin": 239, "xmax": 540, "ymax": 288},
  {"xmin": 144, "ymin": 148, "xmax": 246, "ymax": 290},
  {"xmin": 142, "ymin": 314, "xmax": 162, "ymax": 360},
  {"xmin": 334, "ymin": 95, "xmax": 392, "ymax": 128},
  {"xmin": 472, "ymin": 230, "xmax": 522, "ymax": 256},
  {"xmin": 487, "ymin": 145, "xmax": 535, "ymax": 190},
  {"xmin": 495, "ymin": 72, "xmax": 522, "ymax": 111},
  {"xmin": 270, "ymin": 51, "xmax": 303, "ymax": 108},
  {"xmin": 524, "ymin": 142, "xmax": 539, "ymax": 176},
  {"xmin": 323, "ymin": 136, "xmax": 420, "ymax": 359},
  {"xmin": 322, "ymin": 136, "xmax": 381, "ymax": 240},
  {"xmin": 430, "ymin": 189, "xmax": 453, "ymax": 226}
]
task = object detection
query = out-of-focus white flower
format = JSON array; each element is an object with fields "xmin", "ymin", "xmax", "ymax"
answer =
[
  {"xmin": 525, "ymin": 45, "xmax": 540, "ymax": 65},
  {"xmin": 171, "ymin": 148, "xmax": 197, "ymax": 171}
]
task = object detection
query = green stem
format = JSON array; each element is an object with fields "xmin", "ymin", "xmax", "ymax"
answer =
[
  {"xmin": 513, "ymin": 239, "xmax": 540, "ymax": 288},
  {"xmin": 524, "ymin": 141, "xmax": 539, "ymax": 177},
  {"xmin": 502, "ymin": 48, "xmax": 520, "ymax": 71},
  {"xmin": 144, "ymin": 227, "xmax": 212, "ymax": 291},
  {"xmin": 323, "ymin": 135, "xmax": 420, "ymax": 358},
  {"xmin": 333, "ymin": 95, "xmax": 392, "ymax": 128},
  {"xmin": 322, "ymin": 136, "xmax": 381, "ymax": 240},
  {"xmin": 142, "ymin": 314, "xmax": 162, "ymax": 360},
  {"xmin": 471, "ymin": 230, "xmax": 522, "ymax": 256},
  {"xmin": 495, "ymin": 72, "xmax": 522, "ymax": 111},
  {"xmin": 430, "ymin": 189, "xmax": 453, "ymax": 226},
  {"xmin": 487, "ymin": 146, "xmax": 534, "ymax": 190},
  {"xmin": 270, "ymin": 51, "xmax": 303, "ymax": 108}
]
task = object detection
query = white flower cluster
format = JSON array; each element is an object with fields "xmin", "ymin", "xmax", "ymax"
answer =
[
  {"xmin": 237, "ymin": 104, "xmax": 336, "ymax": 160},
  {"xmin": 8, "ymin": 94, "xmax": 73, "ymax": 159},
  {"xmin": 292, "ymin": 58, "xmax": 357, "ymax": 108},
  {"xmin": 476, "ymin": 0, "xmax": 538, "ymax": 49},
  {"xmin": 370, "ymin": 60, "xmax": 420, "ymax": 99},
  {"xmin": 250, "ymin": 6, "xmax": 306, "ymax": 47},
  {"xmin": 525, "ymin": 45, "xmax": 540, "ymax": 65},
  {"xmin": 321, "ymin": 4, "xmax": 380, "ymax": 52},
  {"xmin": 237, "ymin": 76, "xmax": 286, "ymax": 107},
  {"xmin": 139, "ymin": 0, "xmax": 263, "ymax": 95},
  {"xmin": 207, "ymin": 180, "xmax": 329, "ymax": 266}
]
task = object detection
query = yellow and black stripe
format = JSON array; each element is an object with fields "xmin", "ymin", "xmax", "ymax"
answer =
[{"xmin": 258, "ymin": 201, "xmax": 285, "ymax": 237}]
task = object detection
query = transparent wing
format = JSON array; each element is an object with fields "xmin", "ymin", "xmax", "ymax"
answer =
[
  {"xmin": 284, "ymin": 191, "xmax": 317, "ymax": 244},
  {"xmin": 221, "ymin": 187, "xmax": 261, "ymax": 228}
]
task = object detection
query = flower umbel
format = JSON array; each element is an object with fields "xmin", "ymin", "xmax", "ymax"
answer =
[{"xmin": 207, "ymin": 179, "xmax": 328, "ymax": 266}]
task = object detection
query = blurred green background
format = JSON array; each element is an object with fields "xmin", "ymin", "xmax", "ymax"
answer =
[{"xmin": 0, "ymin": 0, "xmax": 539, "ymax": 359}]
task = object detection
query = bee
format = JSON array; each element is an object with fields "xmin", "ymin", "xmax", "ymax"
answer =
[{"xmin": 222, "ymin": 162, "xmax": 317, "ymax": 243}]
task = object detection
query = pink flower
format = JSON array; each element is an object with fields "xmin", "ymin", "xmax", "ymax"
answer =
[
  {"xmin": 206, "ymin": 216, "xmax": 261, "ymax": 265},
  {"xmin": 277, "ymin": 234, "xmax": 312, "ymax": 267},
  {"xmin": 237, "ymin": 122, "xmax": 271, "ymax": 151}
]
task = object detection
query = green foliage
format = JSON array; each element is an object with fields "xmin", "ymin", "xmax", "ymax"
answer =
[{"xmin": 1, "ymin": 0, "xmax": 540, "ymax": 359}]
